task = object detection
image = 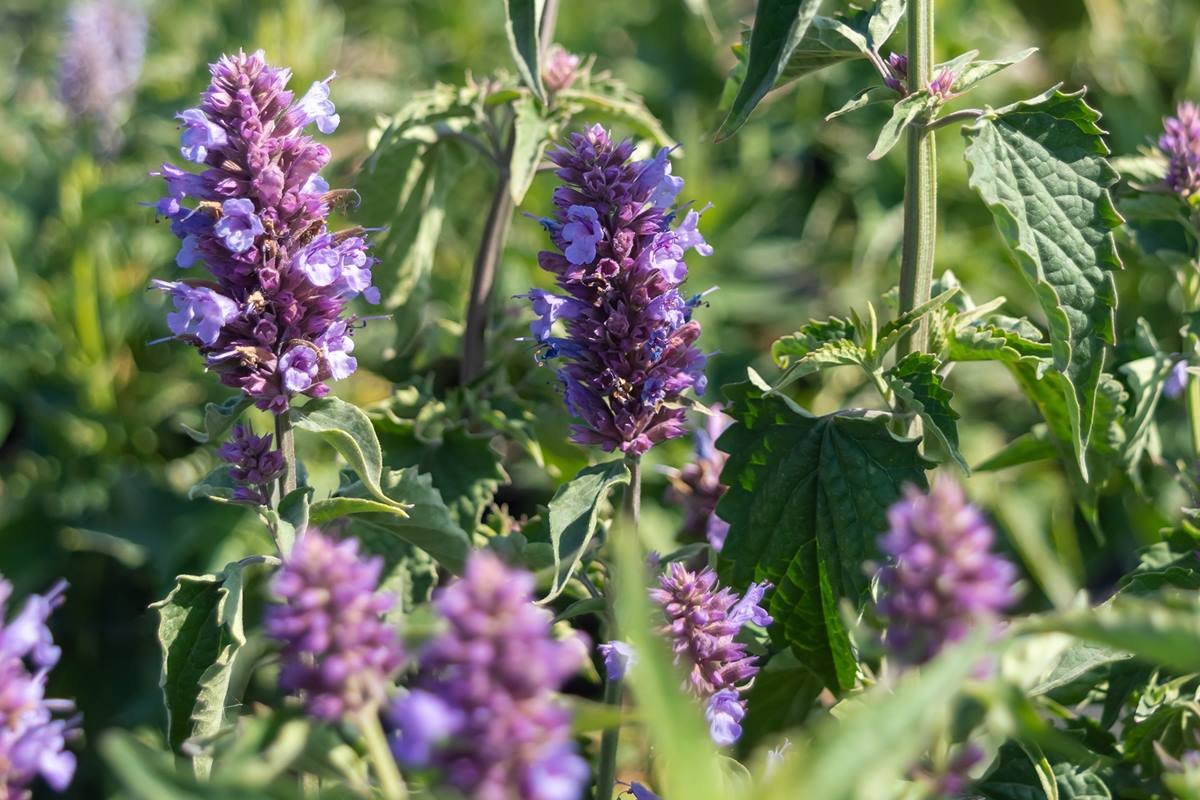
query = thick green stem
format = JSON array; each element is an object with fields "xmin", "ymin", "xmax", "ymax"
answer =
[
  {"xmin": 595, "ymin": 455, "xmax": 641, "ymax": 799},
  {"xmin": 897, "ymin": 0, "xmax": 937, "ymax": 360},
  {"xmin": 357, "ymin": 708, "xmax": 407, "ymax": 800},
  {"xmin": 460, "ymin": 157, "xmax": 515, "ymax": 385},
  {"xmin": 275, "ymin": 410, "xmax": 297, "ymax": 500},
  {"xmin": 1187, "ymin": 373, "xmax": 1200, "ymax": 457}
]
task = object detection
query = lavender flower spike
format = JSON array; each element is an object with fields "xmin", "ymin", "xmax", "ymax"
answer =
[
  {"xmin": 875, "ymin": 478, "xmax": 1017, "ymax": 666},
  {"xmin": 264, "ymin": 530, "xmax": 404, "ymax": 721},
  {"xmin": 1161, "ymin": 101, "xmax": 1200, "ymax": 200},
  {"xmin": 0, "ymin": 576, "xmax": 80, "ymax": 797},
  {"xmin": 523, "ymin": 125, "xmax": 712, "ymax": 455},
  {"xmin": 151, "ymin": 50, "xmax": 378, "ymax": 413},
  {"xmin": 388, "ymin": 551, "xmax": 590, "ymax": 800},
  {"xmin": 217, "ymin": 423, "xmax": 284, "ymax": 505},
  {"xmin": 650, "ymin": 563, "xmax": 771, "ymax": 746},
  {"xmin": 57, "ymin": 0, "xmax": 146, "ymax": 140}
]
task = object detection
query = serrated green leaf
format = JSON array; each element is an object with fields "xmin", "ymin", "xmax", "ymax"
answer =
[
  {"xmin": 542, "ymin": 459, "xmax": 631, "ymax": 603},
  {"xmin": 509, "ymin": 95, "xmax": 552, "ymax": 204},
  {"xmin": 181, "ymin": 395, "xmax": 252, "ymax": 444},
  {"xmin": 716, "ymin": 382, "xmax": 931, "ymax": 690},
  {"xmin": 330, "ymin": 467, "xmax": 471, "ymax": 573},
  {"xmin": 886, "ymin": 352, "xmax": 968, "ymax": 472},
  {"xmin": 771, "ymin": 316, "xmax": 858, "ymax": 367},
  {"xmin": 503, "ymin": 0, "xmax": 545, "ymax": 103},
  {"xmin": 945, "ymin": 322, "xmax": 1053, "ymax": 374},
  {"xmin": 151, "ymin": 563, "xmax": 246, "ymax": 753},
  {"xmin": 868, "ymin": 91, "xmax": 937, "ymax": 161},
  {"xmin": 715, "ymin": 0, "xmax": 823, "ymax": 142},
  {"xmin": 963, "ymin": 88, "xmax": 1122, "ymax": 476},
  {"xmin": 874, "ymin": 286, "xmax": 961, "ymax": 358},
  {"xmin": 292, "ymin": 398, "xmax": 401, "ymax": 508},
  {"xmin": 769, "ymin": 339, "xmax": 867, "ymax": 393}
]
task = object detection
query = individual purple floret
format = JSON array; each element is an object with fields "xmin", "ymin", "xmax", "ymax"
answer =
[
  {"xmin": 522, "ymin": 124, "xmax": 712, "ymax": 456},
  {"xmin": 543, "ymin": 45, "xmax": 582, "ymax": 93},
  {"xmin": 150, "ymin": 50, "xmax": 379, "ymax": 413},
  {"xmin": 387, "ymin": 551, "xmax": 589, "ymax": 800},
  {"xmin": 649, "ymin": 563, "xmax": 771, "ymax": 746},
  {"xmin": 216, "ymin": 424, "xmax": 285, "ymax": 505},
  {"xmin": 928, "ymin": 69, "xmax": 956, "ymax": 101},
  {"xmin": 1161, "ymin": 101, "xmax": 1200, "ymax": 200},
  {"xmin": 664, "ymin": 407, "xmax": 733, "ymax": 550},
  {"xmin": 1166, "ymin": 359, "xmax": 1191, "ymax": 399},
  {"xmin": 0, "ymin": 577, "xmax": 79, "ymax": 798},
  {"xmin": 264, "ymin": 530, "xmax": 404, "ymax": 721},
  {"xmin": 884, "ymin": 52, "xmax": 908, "ymax": 94},
  {"xmin": 875, "ymin": 478, "xmax": 1017, "ymax": 666},
  {"xmin": 598, "ymin": 640, "xmax": 636, "ymax": 681},
  {"xmin": 57, "ymin": 0, "xmax": 146, "ymax": 139}
]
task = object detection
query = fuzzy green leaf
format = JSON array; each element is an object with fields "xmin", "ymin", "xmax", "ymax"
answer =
[
  {"xmin": 509, "ymin": 95, "xmax": 552, "ymax": 204},
  {"xmin": 771, "ymin": 316, "xmax": 858, "ymax": 367},
  {"xmin": 292, "ymin": 398, "xmax": 403, "ymax": 509},
  {"xmin": 543, "ymin": 459, "xmax": 631, "ymax": 603},
  {"xmin": 181, "ymin": 396, "xmax": 252, "ymax": 444},
  {"xmin": 963, "ymin": 88, "xmax": 1122, "ymax": 475},
  {"xmin": 886, "ymin": 352, "xmax": 967, "ymax": 472},
  {"xmin": 868, "ymin": 91, "xmax": 937, "ymax": 160},
  {"xmin": 717, "ymin": 382, "xmax": 931, "ymax": 690},
  {"xmin": 952, "ymin": 48, "xmax": 1039, "ymax": 94},
  {"xmin": 503, "ymin": 0, "xmax": 545, "ymax": 103}
]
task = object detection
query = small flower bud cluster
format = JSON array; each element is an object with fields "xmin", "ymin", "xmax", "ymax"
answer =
[
  {"xmin": 264, "ymin": 531, "xmax": 404, "ymax": 721},
  {"xmin": 151, "ymin": 50, "xmax": 378, "ymax": 413},
  {"xmin": 649, "ymin": 564, "xmax": 771, "ymax": 746},
  {"xmin": 1161, "ymin": 101, "xmax": 1200, "ymax": 200},
  {"xmin": 664, "ymin": 407, "xmax": 733, "ymax": 550},
  {"xmin": 543, "ymin": 45, "xmax": 582, "ymax": 93},
  {"xmin": 216, "ymin": 423, "xmax": 284, "ymax": 505},
  {"xmin": 388, "ymin": 551, "xmax": 589, "ymax": 800}
]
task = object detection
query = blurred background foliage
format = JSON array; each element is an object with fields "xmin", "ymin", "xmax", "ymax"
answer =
[{"xmin": 2, "ymin": 0, "xmax": 1200, "ymax": 795}]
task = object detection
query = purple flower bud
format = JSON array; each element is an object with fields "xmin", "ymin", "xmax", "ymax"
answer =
[
  {"xmin": 543, "ymin": 45, "xmax": 582, "ymax": 93},
  {"xmin": 884, "ymin": 53, "xmax": 908, "ymax": 94},
  {"xmin": 1166, "ymin": 359, "xmax": 1190, "ymax": 399},
  {"xmin": 928, "ymin": 69, "xmax": 956, "ymax": 101},
  {"xmin": 151, "ymin": 279, "xmax": 239, "ymax": 345},
  {"xmin": 1161, "ymin": 102, "xmax": 1200, "ymax": 199},
  {"xmin": 875, "ymin": 478, "xmax": 1017, "ymax": 666},
  {"xmin": 598, "ymin": 640, "xmax": 637, "ymax": 680},
  {"xmin": 264, "ymin": 530, "xmax": 404, "ymax": 721},
  {"xmin": 665, "ymin": 407, "xmax": 733, "ymax": 550},
  {"xmin": 217, "ymin": 424, "xmax": 284, "ymax": 505},
  {"xmin": 705, "ymin": 689, "xmax": 746, "ymax": 747}
]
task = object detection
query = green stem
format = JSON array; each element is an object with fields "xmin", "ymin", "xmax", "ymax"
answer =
[
  {"xmin": 275, "ymin": 410, "xmax": 297, "ymax": 500},
  {"xmin": 357, "ymin": 708, "xmax": 407, "ymax": 800},
  {"xmin": 460, "ymin": 151, "xmax": 515, "ymax": 385},
  {"xmin": 897, "ymin": 0, "xmax": 937, "ymax": 360}
]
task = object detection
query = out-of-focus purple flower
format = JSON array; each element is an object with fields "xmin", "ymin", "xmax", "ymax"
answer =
[
  {"xmin": 649, "ymin": 563, "xmax": 771, "ymax": 746},
  {"xmin": 935, "ymin": 744, "xmax": 985, "ymax": 797},
  {"xmin": 523, "ymin": 125, "xmax": 712, "ymax": 455},
  {"xmin": 928, "ymin": 69, "xmax": 956, "ymax": 101},
  {"xmin": 0, "ymin": 577, "xmax": 79, "ymax": 797},
  {"xmin": 217, "ymin": 424, "xmax": 284, "ymax": 505},
  {"xmin": 1161, "ymin": 102, "xmax": 1200, "ymax": 200},
  {"xmin": 598, "ymin": 640, "xmax": 637, "ymax": 681},
  {"xmin": 884, "ymin": 52, "xmax": 907, "ymax": 93},
  {"xmin": 57, "ymin": 0, "xmax": 146, "ymax": 140},
  {"xmin": 264, "ymin": 530, "xmax": 404, "ymax": 721},
  {"xmin": 543, "ymin": 45, "xmax": 582, "ymax": 93},
  {"xmin": 151, "ymin": 279, "xmax": 239, "ymax": 346},
  {"xmin": 618, "ymin": 781, "xmax": 662, "ymax": 800},
  {"xmin": 1166, "ymin": 359, "xmax": 1191, "ymax": 399},
  {"xmin": 665, "ymin": 408, "xmax": 733, "ymax": 550},
  {"xmin": 151, "ymin": 51, "xmax": 376, "ymax": 413},
  {"xmin": 387, "ymin": 551, "xmax": 589, "ymax": 800},
  {"xmin": 875, "ymin": 478, "xmax": 1018, "ymax": 666}
]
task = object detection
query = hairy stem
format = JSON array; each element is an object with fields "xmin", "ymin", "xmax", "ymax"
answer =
[
  {"xmin": 460, "ymin": 149, "xmax": 515, "ymax": 385},
  {"xmin": 357, "ymin": 708, "xmax": 407, "ymax": 800},
  {"xmin": 897, "ymin": 0, "xmax": 937, "ymax": 359},
  {"xmin": 540, "ymin": 0, "xmax": 560, "ymax": 54},
  {"xmin": 275, "ymin": 409, "xmax": 297, "ymax": 500}
]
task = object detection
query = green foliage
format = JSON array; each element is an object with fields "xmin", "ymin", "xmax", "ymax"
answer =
[
  {"xmin": 963, "ymin": 88, "xmax": 1123, "ymax": 476},
  {"xmin": 886, "ymin": 352, "xmax": 967, "ymax": 472},
  {"xmin": 868, "ymin": 91, "xmax": 937, "ymax": 160},
  {"xmin": 181, "ymin": 395, "xmax": 253, "ymax": 444},
  {"xmin": 717, "ymin": 382, "xmax": 931, "ymax": 690},
  {"xmin": 503, "ymin": 0, "xmax": 546, "ymax": 102},
  {"xmin": 543, "ymin": 458, "xmax": 631, "ymax": 602},
  {"xmin": 292, "ymin": 397, "xmax": 408, "ymax": 510}
]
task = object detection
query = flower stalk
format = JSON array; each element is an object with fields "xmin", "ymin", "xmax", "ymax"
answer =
[
  {"xmin": 461, "ymin": 145, "xmax": 515, "ymax": 385},
  {"xmin": 358, "ymin": 708, "xmax": 408, "ymax": 800},
  {"xmin": 275, "ymin": 411, "xmax": 297, "ymax": 499}
]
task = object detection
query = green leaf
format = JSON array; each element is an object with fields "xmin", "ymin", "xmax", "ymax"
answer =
[
  {"xmin": 188, "ymin": 465, "xmax": 236, "ymax": 503},
  {"xmin": 770, "ymin": 339, "xmax": 867, "ymax": 392},
  {"xmin": 963, "ymin": 88, "xmax": 1122, "ymax": 475},
  {"xmin": 509, "ymin": 95, "xmax": 552, "ymax": 204},
  {"xmin": 975, "ymin": 430, "xmax": 1057, "ymax": 472},
  {"xmin": 1029, "ymin": 641, "xmax": 1132, "ymax": 697},
  {"xmin": 1118, "ymin": 352, "xmax": 1173, "ymax": 486},
  {"xmin": 825, "ymin": 86, "xmax": 884, "ymax": 121},
  {"xmin": 886, "ymin": 352, "xmax": 968, "ymax": 472},
  {"xmin": 737, "ymin": 649, "xmax": 824, "ymax": 750},
  {"xmin": 875, "ymin": 286, "xmax": 961, "ymax": 357},
  {"xmin": 868, "ymin": 91, "xmax": 937, "ymax": 161},
  {"xmin": 542, "ymin": 459, "xmax": 631, "ymax": 603},
  {"xmin": 715, "ymin": 0, "xmax": 823, "ymax": 142},
  {"xmin": 945, "ymin": 322, "xmax": 1053, "ymax": 373},
  {"xmin": 556, "ymin": 86, "xmax": 675, "ymax": 148},
  {"xmin": 181, "ymin": 396, "xmax": 252, "ymax": 444},
  {"xmin": 503, "ymin": 0, "xmax": 545, "ymax": 103},
  {"xmin": 322, "ymin": 467, "xmax": 471, "ymax": 574},
  {"xmin": 771, "ymin": 316, "xmax": 858, "ymax": 367},
  {"xmin": 952, "ymin": 48, "xmax": 1039, "ymax": 94},
  {"xmin": 717, "ymin": 382, "xmax": 931, "ymax": 690},
  {"xmin": 292, "ymin": 398, "xmax": 402, "ymax": 509},
  {"xmin": 151, "ymin": 562, "xmax": 246, "ymax": 753}
]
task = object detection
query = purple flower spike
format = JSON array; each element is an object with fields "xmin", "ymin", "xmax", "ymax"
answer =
[
  {"xmin": 649, "ymin": 563, "xmax": 770, "ymax": 746},
  {"xmin": 388, "ymin": 551, "xmax": 589, "ymax": 800},
  {"xmin": 264, "ymin": 530, "xmax": 404, "ymax": 721},
  {"xmin": 875, "ymin": 478, "xmax": 1018, "ymax": 666},
  {"xmin": 523, "ymin": 125, "xmax": 712, "ymax": 455},
  {"xmin": 0, "ymin": 576, "xmax": 80, "ymax": 797},
  {"xmin": 57, "ymin": 0, "xmax": 146, "ymax": 138},
  {"xmin": 217, "ymin": 424, "xmax": 284, "ymax": 505},
  {"xmin": 1161, "ymin": 102, "xmax": 1200, "ymax": 199},
  {"xmin": 151, "ymin": 50, "xmax": 377, "ymax": 412}
]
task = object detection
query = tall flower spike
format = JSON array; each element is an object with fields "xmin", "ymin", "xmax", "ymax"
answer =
[
  {"xmin": 1161, "ymin": 101, "xmax": 1200, "ymax": 200},
  {"xmin": 388, "ymin": 551, "xmax": 590, "ymax": 800},
  {"xmin": 264, "ymin": 530, "xmax": 404, "ymax": 721},
  {"xmin": 664, "ymin": 406, "xmax": 733, "ymax": 550},
  {"xmin": 57, "ymin": 0, "xmax": 147, "ymax": 143},
  {"xmin": 650, "ymin": 563, "xmax": 771, "ymax": 746},
  {"xmin": 0, "ymin": 577, "xmax": 79, "ymax": 797},
  {"xmin": 875, "ymin": 478, "xmax": 1017, "ymax": 666},
  {"xmin": 150, "ymin": 50, "xmax": 380, "ymax": 413},
  {"xmin": 522, "ymin": 125, "xmax": 712, "ymax": 455}
]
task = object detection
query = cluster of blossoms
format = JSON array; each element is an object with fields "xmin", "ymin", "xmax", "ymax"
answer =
[
  {"xmin": 664, "ymin": 407, "xmax": 733, "ymax": 550},
  {"xmin": 543, "ymin": 45, "xmax": 582, "ymax": 93},
  {"xmin": 217, "ymin": 423, "xmax": 284, "ymax": 505},
  {"xmin": 264, "ymin": 531, "xmax": 404, "ymax": 721},
  {"xmin": 522, "ymin": 124, "xmax": 712, "ymax": 455},
  {"xmin": 151, "ymin": 50, "xmax": 378, "ymax": 413},
  {"xmin": 1160, "ymin": 101, "xmax": 1200, "ymax": 200},
  {"xmin": 0, "ymin": 577, "xmax": 78, "ymax": 799},
  {"xmin": 649, "ymin": 563, "xmax": 771, "ymax": 746},
  {"xmin": 881, "ymin": 53, "xmax": 955, "ymax": 101},
  {"xmin": 388, "ymin": 551, "xmax": 589, "ymax": 800},
  {"xmin": 57, "ymin": 0, "xmax": 146, "ymax": 138},
  {"xmin": 875, "ymin": 479, "xmax": 1017, "ymax": 666}
]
